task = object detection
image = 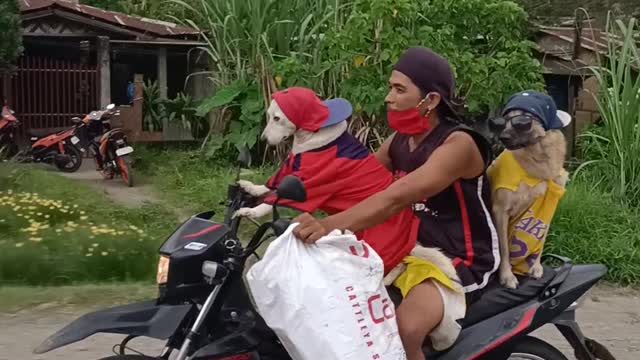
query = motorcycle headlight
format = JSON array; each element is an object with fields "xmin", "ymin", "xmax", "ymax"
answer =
[{"xmin": 156, "ymin": 255, "xmax": 170, "ymax": 285}]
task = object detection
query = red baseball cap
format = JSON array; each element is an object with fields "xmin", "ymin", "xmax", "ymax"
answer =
[{"xmin": 272, "ymin": 87, "xmax": 353, "ymax": 132}]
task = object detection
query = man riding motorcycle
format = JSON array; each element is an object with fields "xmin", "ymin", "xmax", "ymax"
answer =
[{"xmin": 293, "ymin": 47, "xmax": 498, "ymax": 359}]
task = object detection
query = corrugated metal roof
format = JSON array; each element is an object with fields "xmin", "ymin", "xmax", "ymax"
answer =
[{"xmin": 19, "ymin": 0, "xmax": 200, "ymax": 38}]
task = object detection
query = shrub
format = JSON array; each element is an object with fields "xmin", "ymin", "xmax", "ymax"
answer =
[
  {"xmin": 577, "ymin": 17, "xmax": 640, "ymax": 205},
  {"xmin": 181, "ymin": 0, "xmax": 544, "ymax": 155}
]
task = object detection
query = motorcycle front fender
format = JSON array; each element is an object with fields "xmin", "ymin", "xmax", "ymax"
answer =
[{"xmin": 33, "ymin": 299, "xmax": 194, "ymax": 354}]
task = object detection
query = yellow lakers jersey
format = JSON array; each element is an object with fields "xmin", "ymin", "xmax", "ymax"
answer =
[{"xmin": 487, "ymin": 150, "xmax": 566, "ymax": 275}]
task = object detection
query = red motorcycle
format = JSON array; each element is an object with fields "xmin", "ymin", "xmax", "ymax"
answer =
[
  {"xmin": 23, "ymin": 121, "xmax": 84, "ymax": 173},
  {"xmin": 0, "ymin": 104, "xmax": 19, "ymax": 158},
  {"xmin": 80, "ymin": 104, "xmax": 134, "ymax": 187}
]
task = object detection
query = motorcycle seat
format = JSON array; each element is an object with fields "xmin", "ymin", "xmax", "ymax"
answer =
[
  {"xmin": 460, "ymin": 265, "xmax": 556, "ymax": 327},
  {"xmin": 28, "ymin": 128, "xmax": 66, "ymax": 138},
  {"xmin": 386, "ymin": 265, "xmax": 556, "ymax": 328}
]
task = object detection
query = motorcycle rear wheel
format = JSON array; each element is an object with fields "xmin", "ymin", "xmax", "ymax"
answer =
[
  {"xmin": 508, "ymin": 336, "xmax": 568, "ymax": 360},
  {"xmin": 116, "ymin": 155, "xmax": 134, "ymax": 187}
]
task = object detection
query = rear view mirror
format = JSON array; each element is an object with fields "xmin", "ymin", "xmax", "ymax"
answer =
[
  {"xmin": 237, "ymin": 146, "xmax": 251, "ymax": 168},
  {"xmin": 276, "ymin": 175, "xmax": 306, "ymax": 202}
]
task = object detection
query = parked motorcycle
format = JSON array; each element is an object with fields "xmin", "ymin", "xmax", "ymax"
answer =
[
  {"xmin": 11, "ymin": 111, "xmax": 85, "ymax": 172},
  {"xmin": 34, "ymin": 151, "xmax": 614, "ymax": 360},
  {"xmin": 80, "ymin": 104, "xmax": 134, "ymax": 187},
  {"xmin": 0, "ymin": 104, "xmax": 19, "ymax": 158}
]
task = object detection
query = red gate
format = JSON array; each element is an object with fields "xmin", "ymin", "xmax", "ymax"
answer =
[{"xmin": 10, "ymin": 56, "xmax": 98, "ymax": 136}]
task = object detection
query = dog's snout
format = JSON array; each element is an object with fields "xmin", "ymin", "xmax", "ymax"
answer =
[{"xmin": 498, "ymin": 132, "xmax": 512, "ymax": 142}]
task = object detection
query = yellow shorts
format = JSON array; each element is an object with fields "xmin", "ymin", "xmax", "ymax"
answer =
[
  {"xmin": 392, "ymin": 256, "xmax": 466, "ymax": 351},
  {"xmin": 393, "ymin": 256, "xmax": 460, "ymax": 297}
]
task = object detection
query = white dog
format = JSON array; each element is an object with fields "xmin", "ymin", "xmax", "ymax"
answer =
[
  {"xmin": 234, "ymin": 87, "xmax": 458, "ymax": 287},
  {"xmin": 234, "ymin": 95, "xmax": 348, "ymax": 219}
]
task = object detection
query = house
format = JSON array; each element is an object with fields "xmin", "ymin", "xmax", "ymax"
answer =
[
  {"xmin": 1, "ymin": 0, "xmax": 209, "ymax": 142},
  {"xmin": 534, "ymin": 22, "xmax": 614, "ymax": 155}
]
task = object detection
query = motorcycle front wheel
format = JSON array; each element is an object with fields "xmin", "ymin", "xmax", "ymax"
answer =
[{"xmin": 508, "ymin": 336, "xmax": 568, "ymax": 360}]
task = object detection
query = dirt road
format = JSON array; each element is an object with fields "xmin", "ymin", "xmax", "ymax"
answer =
[
  {"xmin": 1, "ymin": 285, "xmax": 638, "ymax": 360},
  {"xmin": 55, "ymin": 161, "xmax": 190, "ymax": 220}
]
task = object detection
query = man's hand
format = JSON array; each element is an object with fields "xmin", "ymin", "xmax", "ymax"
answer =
[{"xmin": 292, "ymin": 213, "xmax": 331, "ymax": 243}]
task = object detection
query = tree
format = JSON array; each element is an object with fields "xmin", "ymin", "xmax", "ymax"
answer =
[{"xmin": 0, "ymin": 0, "xmax": 23, "ymax": 73}]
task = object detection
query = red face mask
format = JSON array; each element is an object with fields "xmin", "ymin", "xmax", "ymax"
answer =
[{"xmin": 387, "ymin": 107, "xmax": 431, "ymax": 135}]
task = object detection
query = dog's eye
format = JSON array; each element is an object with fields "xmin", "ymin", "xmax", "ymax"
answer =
[{"xmin": 273, "ymin": 116, "xmax": 280, "ymax": 122}]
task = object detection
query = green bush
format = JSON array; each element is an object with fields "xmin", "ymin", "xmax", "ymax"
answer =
[
  {"xmin": 547, "ymin": 175, "xmax": 640, "ymax": 284},
  {"xmin": 184, "ymin": 0, "xmax": 544, "ymax": 154},
  {"xmin": 0, "ymin": 164, "xmax": 177, "ymax": 285}
]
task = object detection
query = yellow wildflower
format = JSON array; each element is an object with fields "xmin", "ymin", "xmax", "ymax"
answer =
[
  {"xmin": 80, "ymin": 216, "xmax": 89, "ymax": 220},
  {"xmin": 85, "ymin": 253, "xmax": 93, "ymax": 257},
  {"xmin": 15, "ymin": 242, "xmax": 23, "ymax": 248},
  {"xmin": 101, "ymin": 252, "xmax": 108, "ymax": 256},
  {"xmin": 29, "ymin": 237, "xmax": 42, "ymax": 242}
]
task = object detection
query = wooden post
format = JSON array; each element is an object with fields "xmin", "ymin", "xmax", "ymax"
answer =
[
  {"xmin": 157, "ymin": 48, "xmax": 168, "ymax": 100},
  {"xmin": 133, "ymin": 74, "xmax": 144, "ymax": 134},
  {"xmin": 97, "ymin": 36, "xmax": 111, "ymax": 108}
]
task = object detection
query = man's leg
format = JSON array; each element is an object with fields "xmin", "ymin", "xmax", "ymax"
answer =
[{"xmin": 396, "ymin": 280, "xmax": 444, "ymax": 360}]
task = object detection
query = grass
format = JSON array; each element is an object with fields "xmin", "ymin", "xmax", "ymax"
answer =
[
  {"xmin": 133, "ymin": 144, "xmax": 276, "ymax": 217},
  {"xmin": 0, "ymin": 163, "xmax": 178, "ymax": 285},
  {"xmin": 0, "ymin": 283, "xmax": 157, "ymax": 313},
  {"xmin": 547, "ymin": 173, "xmax": 640, "ymax": 285}
]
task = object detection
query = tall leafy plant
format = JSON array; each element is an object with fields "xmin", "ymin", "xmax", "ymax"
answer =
[
  {"xmin": 178, "ymin": 0, "xmax": 544, "ymax": 157},
  {"xmin": 578, "ymin": 16, "xmax": 640, "ymax": 204}
]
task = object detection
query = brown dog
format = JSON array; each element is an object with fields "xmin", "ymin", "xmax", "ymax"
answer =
[{"xmin": 487, "ymin": 90, "xmax": 571, "ymax": 289}]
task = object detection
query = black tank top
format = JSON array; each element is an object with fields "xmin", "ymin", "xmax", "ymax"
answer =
[{"xmin": 389, "ymin": 122, "xmax": 498, "ymax": 302}]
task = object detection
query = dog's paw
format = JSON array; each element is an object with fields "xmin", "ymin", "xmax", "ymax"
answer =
[
  {"xmin": 554, "ymin": 171, "xmax": 569, "ymax": 188},
  {"xmin": 238, "ymin": 180, "xmax": 270, "ymax": 197},
  {"xmin": 233, "ymin": 207, "xmax": 260, "ymax": 219},
  {"xmin": 499, "ymin": 268, "xmax": 519, "ymax": 289},
  {"xmin": 528, "ymin": 262, "xmax": 544, "ymax": 279}
]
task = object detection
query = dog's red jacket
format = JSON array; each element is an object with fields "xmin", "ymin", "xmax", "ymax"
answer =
[{"xmin": 264, "ymin": 131, "xmax": 418, "ymax": 273}]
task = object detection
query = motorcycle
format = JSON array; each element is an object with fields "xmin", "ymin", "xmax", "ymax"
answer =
[
  {"xmin": 0, "ymin": 103, "xmax": 19, "ymax": 158},
  {"xmin": 13, "ymin": 112, "xmax": 85, "ymax": 172},
  {"xmin": 80, "ymin": 104, "xmax": 134, "ymax": 187},
  {"xmin": 34, "ymin": 151, "xmax": 615, "ymax": 360}
]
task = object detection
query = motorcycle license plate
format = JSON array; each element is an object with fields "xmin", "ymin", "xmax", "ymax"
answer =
[
  {"xmin": 115, "ymin": 146, "xmax": 134, "ymax": 157},
  {"xmin": 70, "ymin": 136, "xmax": 80, "ymax": 145}
]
